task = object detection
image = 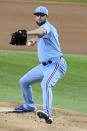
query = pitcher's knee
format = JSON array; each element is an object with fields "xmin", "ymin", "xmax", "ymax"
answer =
[
  {"xmin": 19, "ymin": 78, "xmax": 24, "ymax": 86},
  {"xmin": 19, "ymin": 77, "xmax": 28, "ymax": 87}
]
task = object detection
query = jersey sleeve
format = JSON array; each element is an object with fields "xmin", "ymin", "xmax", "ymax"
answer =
[{"xmin": 40, "ymin": 23, "xmax": 50, "ymax": 38}]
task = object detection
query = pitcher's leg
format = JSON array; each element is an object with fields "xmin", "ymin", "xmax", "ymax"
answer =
[
  {"xmin": 21, "ymin": 85, "xmax": 35, "ymax": 109},
  {"xmin": 37, "ymin": 61, "xmax": 67, "ymax": 123},
  {"xmin": 42, "ymin": 86, "xmax": 53, "ymax": 117},
  {"xmin": 41, "ymin": 63, "xmax": 63, "ymax": 116},
  {"xmin": 19, "ymin": 64, "xmax": 43, "ymax": 109}
]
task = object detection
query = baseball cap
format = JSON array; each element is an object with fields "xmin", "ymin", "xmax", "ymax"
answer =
[{"xmin": 34, "ymin": 6, "xmax": 48, "ymax": 16}]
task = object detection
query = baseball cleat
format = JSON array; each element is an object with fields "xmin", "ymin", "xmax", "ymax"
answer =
[
  {"xmin": 14, "ymin": 105, "xmax": 36, "ymax": 112},
  {"xmin": 45, "ymin": 116, "xmax": 53, "ymax": 124},
  {"xmin": 37, "ymin": 110, "xmax": 53, "ymax": 124}
]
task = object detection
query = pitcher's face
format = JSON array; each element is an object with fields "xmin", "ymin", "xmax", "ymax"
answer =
[{"xmin": 35, "ymin": 13, "xmax": 47, "ymax": 26}]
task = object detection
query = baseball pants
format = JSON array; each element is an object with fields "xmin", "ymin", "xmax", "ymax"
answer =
[{"xmin": 19, "ymin": 57, "xmax": 67, "ymax": 117}]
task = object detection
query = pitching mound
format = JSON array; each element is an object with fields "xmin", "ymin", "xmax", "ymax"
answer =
[{"xmin": 0, "ymin": 102, "xmax": 87, "ymax": 131}]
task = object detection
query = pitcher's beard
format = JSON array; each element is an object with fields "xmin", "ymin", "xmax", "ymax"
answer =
[{"xmin": 36, "ymin": 20, "xmax": 46, "ymax": 26}]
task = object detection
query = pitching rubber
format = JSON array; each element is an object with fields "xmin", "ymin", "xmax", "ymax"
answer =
[{"xmin": 0, "ymin": 109, "xmax": 25, "ymax": 113}]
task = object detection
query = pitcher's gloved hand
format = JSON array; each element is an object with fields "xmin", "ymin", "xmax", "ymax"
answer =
[{"xmin": 9, "ymin": 29, "xmax": 27, "ymax": 46}]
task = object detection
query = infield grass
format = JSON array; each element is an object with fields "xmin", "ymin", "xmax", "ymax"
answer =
[
  {"xmin": 43, "ymin": 0, "xmax": 87, "ymax": 3},
  {"xmin": 0, "ymin": 50, "xmax": 87, "ymax": 113},
  {"xmin": 25, "ymin": 0, "xmax": 87, "ymax": 3},
  {"xmin": 6, "ymin": 0, "xmax": 87, "ymax": 3}
]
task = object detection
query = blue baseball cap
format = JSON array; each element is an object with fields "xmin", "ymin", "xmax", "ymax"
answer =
[{"xmin": 34, "ymin": 6, "xmax": 48, "ymax": 16}]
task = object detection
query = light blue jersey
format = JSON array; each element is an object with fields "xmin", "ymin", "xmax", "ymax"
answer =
[{"xmin": 37, "ymin": 21, "xmax": 63, "ymax": 62}]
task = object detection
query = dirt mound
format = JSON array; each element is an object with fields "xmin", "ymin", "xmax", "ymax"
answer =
[{"xmin": 0, "ymin": 102, "xmax": 87, "ymax": 131}]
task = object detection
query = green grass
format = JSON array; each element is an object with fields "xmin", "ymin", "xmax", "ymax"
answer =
[
  {"xmin": 10, "ymin": 0, "xmax": 87, "ymax": 3},
  {"xmin": 0, "ymin": 50, "xmax": 87, "ymax": 114},
  {"xmin": 25, "ymin": 0, "xmax": 87, "ymax": 3},
  {"xmin": 45, "ymin": 0, "xmax": 87, "ymax": 3}
]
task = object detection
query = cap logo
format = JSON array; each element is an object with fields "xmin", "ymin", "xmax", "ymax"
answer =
[{"xmin": 39, "ymin": 7, "xmax": 42, "ymax": 11}]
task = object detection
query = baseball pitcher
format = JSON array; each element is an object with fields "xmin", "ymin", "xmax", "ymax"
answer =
[{"xmin": 10, "ymin": 6, "xmax": 67, "ymax": 124}]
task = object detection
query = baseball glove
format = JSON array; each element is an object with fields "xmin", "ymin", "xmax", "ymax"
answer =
[{"xmin": 9, "ymin": 29, "xmax": 27, "ymax": 46}]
